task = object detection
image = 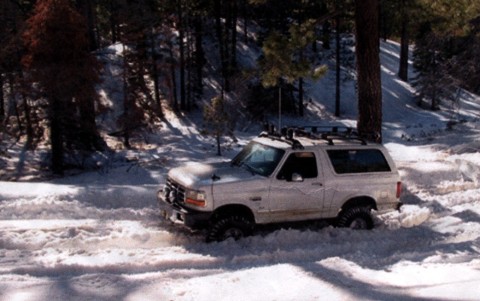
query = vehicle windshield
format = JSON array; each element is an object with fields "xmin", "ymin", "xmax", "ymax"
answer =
[{"xmin": 232, "ymin": 141, "xmax": 285, "ymax": 177}]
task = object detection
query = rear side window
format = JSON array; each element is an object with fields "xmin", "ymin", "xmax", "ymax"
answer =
[{"xmin": 327, "ymin": 149, "xmax": 391, "ymax": 174}]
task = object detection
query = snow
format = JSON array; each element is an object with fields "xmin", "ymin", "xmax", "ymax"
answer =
[{"xmin": 1, "ymin": 40, "xmax": 480, "ymax": 300}]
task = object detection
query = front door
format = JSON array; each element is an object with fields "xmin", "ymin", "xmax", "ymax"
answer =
[{"xmin": 267, "ymin": 151, "xmax": 325, "ymax": 223}]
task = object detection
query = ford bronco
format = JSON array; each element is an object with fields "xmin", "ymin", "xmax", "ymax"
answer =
[{"xmin": 158, "ymin": 126, "xmax": 402, "ymax": 242}]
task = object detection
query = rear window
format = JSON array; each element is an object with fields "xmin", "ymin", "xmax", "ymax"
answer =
[{"xmin": 327, "ymin": 149, "xmax": 391, "ymax": 174}]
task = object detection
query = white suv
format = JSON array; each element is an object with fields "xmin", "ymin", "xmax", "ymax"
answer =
[{"xmin": 158, "ymin": 126, "xmax": 402, "ymax": 242}]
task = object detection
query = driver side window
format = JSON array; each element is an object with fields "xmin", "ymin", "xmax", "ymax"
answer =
[{"xmin": 277, "ymin": 152, "xmax": 318, "ymax": 181}]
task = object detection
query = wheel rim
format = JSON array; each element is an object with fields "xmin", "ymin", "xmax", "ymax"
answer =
[
  {"xmin": 222, "ymin": 227, "xmax": 244, "ymax": 240},
  {"xmin": 349, "ymin": 217, "xmax": 368, "ymax": 229}
]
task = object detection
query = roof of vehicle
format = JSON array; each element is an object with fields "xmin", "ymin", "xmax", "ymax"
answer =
[{"xmin": 255, "ymin": 125, "xmax": 383, "ymax": 150}]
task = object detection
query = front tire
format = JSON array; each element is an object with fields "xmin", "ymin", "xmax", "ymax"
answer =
[
  {"xmin": 206, "ymin": 215, "xmax": 253, "ymax": 242},
  {"xmin": 336, "ymin": 207, "xmax": 374, "ymax": 230}
]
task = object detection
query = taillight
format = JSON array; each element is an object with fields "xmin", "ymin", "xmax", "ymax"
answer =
[{"xmin": 396, "ymin": 181, "xmax": 402, "ymax": 198}]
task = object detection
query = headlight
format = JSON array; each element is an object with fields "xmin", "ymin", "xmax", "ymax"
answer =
[{"xmin": 185, "ymin": 190, "xmax": 207, "ymax": 207}]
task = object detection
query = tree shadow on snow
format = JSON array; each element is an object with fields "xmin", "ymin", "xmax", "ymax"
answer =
[{"xmin": 298, "ymin": 262, "xmax": 456, "ymax": 301}]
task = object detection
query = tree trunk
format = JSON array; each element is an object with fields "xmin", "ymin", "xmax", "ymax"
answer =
[
  {"xmin": 186, "ymin": 23, "xmax": 192, "ymax": 110},
  {"xmin": 223, "ymin": 0, "xmax": 232, "ymax": 92},
  {"xmin": 7, "ymin": 74, "xmax": 22, "ymax": 136},
  {"xmin": 109, "ymin": 0, "xmax": 118, "ymax": 43},
  {"xmin": 229, "ymin": 0, "xmax": 238, "ymax": 73},
  {"xmin": 355, "ymin": 0, "xmax": 383, "ymax": 143},
  {"xmin": 177, "ymin": 0, "xmax": 186, "ymax": 110},
  {"xmin": 50, "ymin": 95, "xmax": 64, "ymax": 175},
  {"xmin": 79, "ymin": 93, "xmax": 102, "ymax": 150},
  {"xmin": 21, "ymin": 91, "xmax": 33, "ymax": 150},
  {"xmin": 122, "ymin": 44, "xmax": 131, "ymax": 149},
  {"xmin": 322, "ymin": 21, "xmax": 331, "ymax": 50},
  {"xmin": 150, "ymin": 30, "xmax": 163, "ymax": 117},
  {"xmin": 398, "ymin": 0, "xmax": 409, "ymax": 82},
  {"xmin": 168, "ymin": 41, "xmax": 178, "ymax": 111},
  {"xmin": 379, "ymin": 0, "xmax": 388, "ymax": 41},
  {"xmin": 194, "ymin": 16, "xmax": 205, "ymax": 98},
  {"xmin": 243, "ymin": 0, "xmax": 248, "ymax": 43},
  {"xmin": 431, "ymin": 88, "xmax": 438, "ymax": 110},
  {"xmin": 216, "ymin": 133, "xmax": 221, "ymax": 156},
  {"xmin": 0, "ymin": 74, "xmax": 4, "ymax": 122},
  {"xmin": 18, "ymin": 72, "xmax": 34, "ymax": 150},
  {"xmin": 76, "ymin": 0, "xmax": 97, "ymax": 50},
  {"xmin": 214, "ymin": 0, "xmax": 229, "ymax": 92},
  {"xmin": 298, "ymin": 77, "xmax": 304, "ymax": 117},
  {"xmin": 335, "ymin": 14, "xmax": 341, "ymax": 117}
]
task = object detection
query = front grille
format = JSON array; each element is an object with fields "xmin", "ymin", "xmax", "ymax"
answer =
[{"xmin": 165, "ymin": 177, "xmax": 186, "ymax": 204}]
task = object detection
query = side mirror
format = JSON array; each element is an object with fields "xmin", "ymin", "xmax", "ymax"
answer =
[{"xmin": 291, "ymin": 173, "xmax": 304, "ymax": 182}]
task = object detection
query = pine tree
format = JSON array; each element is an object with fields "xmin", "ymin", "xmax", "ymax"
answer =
[
  {"xmin": 259, "ymin": 21, "xmax": 327, "ymax": 116},
  {"xmin": 203, "ymin": 95, "xmax": 232, "ymax": 156},
  {"xmin": 414, "ymin": 0, "xmax": 480, "ymax": 98},
  {"xmin": 412, "ymin": 23, "xmax": 457, "ymax": 110},
  {"xmin": 23, "ymin": 0, "xmax": 103, "ymax": 174},
  {"xmin": 457, "ymin": 17, "xmax": 480, "ymax": 93},
  {"xmin": 115, "ymin": 0, "xmax": 170, "ymax": 147},
  {"xmin": 289, "ymin": 20, "xmax": 328, "ymax": 116},
  {"xmin": 381, "ymin": 0, "xmax": 423, "ymax": 83}
]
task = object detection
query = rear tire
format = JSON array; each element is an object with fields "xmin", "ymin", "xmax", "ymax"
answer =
[
  {"xmin": 206, "ymin": 215, "xmax": 253, "ymax": 242},
  {"xmin": 336, "ymin": 207, "xmax": 374, "ymax": 230}
]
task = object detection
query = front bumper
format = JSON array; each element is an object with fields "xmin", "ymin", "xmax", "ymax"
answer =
[{"xmin": 158, "ymin": 189, "xmax": 212, "ymax": 229}]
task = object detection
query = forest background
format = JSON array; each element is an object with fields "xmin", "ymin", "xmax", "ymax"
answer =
[{"xmin": 1, "ymin": 0, "xmax": 480, "ymax": 177}]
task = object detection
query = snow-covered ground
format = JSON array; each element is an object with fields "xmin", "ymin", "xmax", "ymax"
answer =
[{"xmin": 1, "ymin": 40, "xmax": 480, "ymax": 300}]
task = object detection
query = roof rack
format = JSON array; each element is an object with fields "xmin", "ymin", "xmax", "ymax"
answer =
[
  {"xmin": 260, "ymin": 123, "xmax": 367, "ymax": 148},
  {"xmin": 286, "ymin": 125, "xmax": 367, "ymax": 145},
  {"xmin": 258, "ymin": 131, "xmax": 304, "ymax": 149},
  {"xmin": 259, "ymin": 124, "xmax": 304, "ymax": 149}
]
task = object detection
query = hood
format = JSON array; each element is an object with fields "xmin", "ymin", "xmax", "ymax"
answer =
[{"xmin": 168, "ymin": 161, "xmax": 256, "ymax": 188}]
